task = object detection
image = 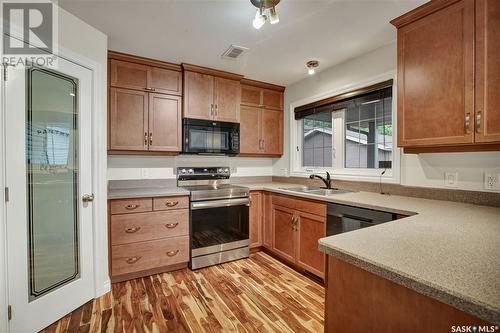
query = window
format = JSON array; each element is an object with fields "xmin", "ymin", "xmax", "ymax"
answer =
[{"xmin": 293, "ymin": 81, "xmax": 394, "ymax": 176}]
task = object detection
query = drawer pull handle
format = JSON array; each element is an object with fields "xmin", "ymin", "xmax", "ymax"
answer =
[
  {"xmin": 165, "ymin": 222, "xmax": 179, "ymax": 229},
  {"xmin": 125, "ymin": 256, "xmax": 141, "ymax": 264},
  {"xmin": 125, "ymin": 204, "xmax": 139, "ymax": 210},
  {"xmin": 166, "ymin": 250, "xmax": 179, "ymax": 257},
  {"xmin": 165, "ymin": 201, "xmax": 179, "ymax": 207},
  {"xmin": 125, "ymin": 226, "xmax": 141, "ymax": 233}
]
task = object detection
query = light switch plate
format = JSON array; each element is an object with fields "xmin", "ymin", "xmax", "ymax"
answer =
[
  {"xmin": 141, "ymin": 168, "xmax": 149, "ymax": 179},
  {"xmin": 444, "ymin": 172, "xmax": 458, "ymax": 188}
]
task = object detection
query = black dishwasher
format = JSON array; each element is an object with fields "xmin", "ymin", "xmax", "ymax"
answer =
[{"xmin": 327, "ymin": 203, "xmax": 396, "ymax": 236}]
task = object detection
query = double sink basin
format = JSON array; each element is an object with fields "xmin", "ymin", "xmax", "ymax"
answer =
[{"xmin": 281, "ymin": 185, "xmax": 351, "ymax": 196}]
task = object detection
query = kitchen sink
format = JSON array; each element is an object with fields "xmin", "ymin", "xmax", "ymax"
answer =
[{"xmin": 280, "ymin": 186, "xmax": 351, "ymax": 196}]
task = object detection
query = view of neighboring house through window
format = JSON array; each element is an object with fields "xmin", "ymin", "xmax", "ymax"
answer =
[{"xmin": 299, "ymin": 83, "xmax": 393, "ymax": 171}]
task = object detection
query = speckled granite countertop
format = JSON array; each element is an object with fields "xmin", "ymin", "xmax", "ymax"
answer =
[
  {"xmin": 108, "ymin": 180, "xmax": 189, "ymax": 199},
  {"xmin": 107, "ymin": 180, "xmax": 500, "ymax": 323}
]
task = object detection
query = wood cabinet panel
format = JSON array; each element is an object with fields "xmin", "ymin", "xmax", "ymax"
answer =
[
  {"xmin": 240, "ymin": 106, "xmax": 262, "ymax": 154},
  {"xmin": 475, "ymin": 0, "xmax": 500, "ymax": 143},
  {"xmin": 297, "ymin": 212, "xmax": 326, "ymax": 278},
  {"xmin": 110, "ymin": 59, "xmax": 149, "ymax": 91},
  {"xmin": 249, "ymin": 191, "xmax": 262, "ymax": 248},
  {"xmin": 262, "ymin": 192, "xmax": 273, "ymax": 248},
  {"xmin": 241, "ymin": 84, "xmax": 262, "ymax": 107},
  {"xmin": 148, "ymin": 94, "xmax": 182, "ymax": 152},
  {"xmin": 149, "ymin": 67, "xmax": 182, "ymax": 95},
  {"xmin": 396, "ymin": 0, "xmax": 474, "ymax": 147},
  {"xmin": 214, "ymin": 77, "xmax": 240, "ymax": 122},
  {"xmin": 153, "ymin": 196, "xmax": 189, "ymax": 211},
  {"xmin": 262, "ymin": 89, "xmax": 283, "ymax": 110},
  {"xmin": 110, "ymin": 210, "xmax": 189, "ymax": 245},
  {"xmin": 271, "ymin": 194, "xmax": 326, "ymax": 217},
  {"xmin": 261, "ymin": 110, "xmax": 283, "ymax": 155},
  {"xmin": 109, "ymin": 88, "xmax": 148, "ymax": 151},
  {"xmin": 183, "ymin": 71, "xmax": 214, "ymax": 120},
  {"xmin": 110, "ymin": 198, "xmax": 153, "ymax": 215},
  {"xmin": 272, "ymin": 205, "xmax": 296, "ymax": 262},
  {"xmin": 111, "ymin": 236, "xmax": 189, "ymax": 276}
]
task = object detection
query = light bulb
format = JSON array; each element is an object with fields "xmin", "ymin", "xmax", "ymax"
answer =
[
  {"xmin": 270, "ymin": 7, "xmax": 279, "ymax": 24},
  {"xmin": 253, "ymin": 9, "xmax": 266, "ymax": 29},
  {"xmin": 308, "ymin": 68, "xmax": 315, "ymax": 75}
]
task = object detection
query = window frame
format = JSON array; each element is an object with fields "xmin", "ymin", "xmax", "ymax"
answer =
[{"xmin": 289, "ymin": 72, "xmax": 400, "ymax": 183}]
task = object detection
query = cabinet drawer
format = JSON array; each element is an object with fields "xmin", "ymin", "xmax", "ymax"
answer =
[
  {"xmin": 153, "ymin": 196, "xmax": 189, "ymax": 211},
  {"xmin": 272, "ymin": 194, "xmax": 326, "ymax": 217},
  {"xmin": 111, "ymin": 236, "xmax": 189, "ymax": 276},
  {"xmin": 111, "ymin": 210, "xmax": 189, "ymax": 245},
  {"xmin": 110, "ymin": 198, "xmax": 152, "ymax": 215}
]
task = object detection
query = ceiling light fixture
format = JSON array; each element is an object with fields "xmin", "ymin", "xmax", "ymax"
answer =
[
  {"xmin": 251, "ymin": 0, "xmax": 280, "ymax": 29},
  {"xmin": 306, "ymin": 60, "xmax": 319, "ymax": 75}
]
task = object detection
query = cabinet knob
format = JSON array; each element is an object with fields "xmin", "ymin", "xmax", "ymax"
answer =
[
  {"xmin": 144, "ymin": 132, "xmax": 148, "ymax": 146},
  {"xmin": 165, "ymin": 222, "xmax": 179, "ymax": 229},
  {"xmin": 125, "ymin": 226, "xmax": 141, "ymax": 233},
  {"xmin": 166, "ymin": 250, "xmax": 179, "ymax": 257},
  {"xmin": 125, "ymin": 204, "xmax": 139, "ymax": 210},
  {"xmin": 465, "ymin": 113, "xmax": 471, "ymax": 134},
  {"xmin": 165, "ymin": 201, "xmax": 179, "ymax": 207},
  {"xmin": 476, "ymin": 111, "xmax": 482, "ymax": 134},
  {"xmin": 125, "ymin": 256, "xmax": 141, "ymax": 264},
  {"xmin": 145, "ymin": 87, "xmax": 155, "ymax": 91}
]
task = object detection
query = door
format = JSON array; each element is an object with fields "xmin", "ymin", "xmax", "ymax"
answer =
[
  {"xmin": 148, "ymin": 93, "xmax": 182, "ymax": 152},
  {"xmin": 183, "ymin": 71, "xmax": 214, "ymax": 120},
  {"xmin": 272, "ymin": 205, "xmax": 296, "ymax": 262},
  {"xmin": 249, "ymin": 191, "xmax": 262, "ymax": 248},
  {"xmin": 261, "ymin": 109, "xmax": 283, "ymax": 155},
  {"xmin": 397, "ymin": 0, "xmax": 474, "ymax": 147},
  {"xmin": 475, "ymin": 0, "xmax": 500, "ymax": 143},
  {"xmin": 109, "ymin": 88, "xmax": 148, "ymax": 151},
  {"xmin": 110, "ymin": 59, "xmax": 149, "ymax": 91},
  {"xmin": 214, "ymin": 77, "xmax": 240, "ymax": 123},
  {"xmin": 296, "ymin": 212, "xmax": 326, "ymax": 278},
  {"xmin": 240, "ymin": 106, "xmax": 262, "ymax": 154},
  {"xmin": 5, "ymin": 58, "xmax": 95, "ymax": 332},
  {"xmin": 148, "ymin": 67, "xmax": 182, "ymax": 96}
]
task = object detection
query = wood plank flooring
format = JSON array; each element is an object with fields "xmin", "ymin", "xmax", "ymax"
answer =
[{"xmin": 41, "ymin": 252, "xmax": 325, "ymax": 333}]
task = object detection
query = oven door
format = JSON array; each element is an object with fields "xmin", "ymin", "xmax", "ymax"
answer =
[
  {"xmin": 183, "ymin": 119, "xmax": 239, "ymax": 155},
  {"xmin": 190, "ymin": 197, "xmax": 249, "ymax": 258}
]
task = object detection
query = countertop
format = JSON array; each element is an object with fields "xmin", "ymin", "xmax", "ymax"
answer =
[
  {"xmin": 107, "ymin": 181, "xmax": 500, "ymax": 324},
  {"xmin": 108, "ymin": 186, "xmax": 189, "ymax": 199}
]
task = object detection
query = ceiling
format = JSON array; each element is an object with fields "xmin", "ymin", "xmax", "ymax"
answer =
[{"xmin": 59, "ymin": 0, "xmax": 427, "ymax": 86}]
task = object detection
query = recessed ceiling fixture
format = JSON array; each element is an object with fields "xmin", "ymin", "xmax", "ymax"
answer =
[
  {"xmin": 251, "ymin": 0, "xmax": 280, "ymax": 29},
  {"xmin": 306, "ymin": 60, "xmax": 319, "ymax": 75}
]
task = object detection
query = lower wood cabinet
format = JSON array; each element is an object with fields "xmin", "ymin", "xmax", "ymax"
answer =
[
  {"xmin": 249, "ymin": 191, "xmax": 262, "ymax": 248},
  {"xmin": 108, "ymin": 195, "xmax": 189, "ymax": 282}
]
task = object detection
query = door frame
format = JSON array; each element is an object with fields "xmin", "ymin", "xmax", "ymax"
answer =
[{"xmin": 0, "ymin": 33, "xmax": 108, "ymax": 331}]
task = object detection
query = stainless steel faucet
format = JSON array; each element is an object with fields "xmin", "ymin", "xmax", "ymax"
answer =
[{"xmin": 309, "ymin": 171, "xmax": 332, "ymax": 189}]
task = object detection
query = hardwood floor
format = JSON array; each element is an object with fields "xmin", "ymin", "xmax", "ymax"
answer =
[{"xmin": 41, "ymin": 252, "xmax": 325, "ymax": 333}]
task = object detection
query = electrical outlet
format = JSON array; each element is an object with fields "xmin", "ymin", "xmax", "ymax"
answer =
[
  {"xmin": 444, "ymin": 172, "xmax": 458, "ymax": 188},
  {"xmin": 484, "ymin": 173, "xmax": 499, "ymax": 190},
  {"xmin": 141, "ymin": 168, "xmax": 149, "ymax": 179}
]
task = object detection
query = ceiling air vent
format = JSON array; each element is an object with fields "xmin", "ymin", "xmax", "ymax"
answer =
[{"xmin": 221, "ymin": 45, "xmax": 249, "ymax": 60}]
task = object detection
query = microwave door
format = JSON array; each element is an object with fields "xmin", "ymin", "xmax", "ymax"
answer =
[
  {"xmin": 188, "ymin": 127, "xmax": 214, "ymax": 153},
  {"xmin": 212, "ymin": 127, "xmax": 230, "ymax": 153}
]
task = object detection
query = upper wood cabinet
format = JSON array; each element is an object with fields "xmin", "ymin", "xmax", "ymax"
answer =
[
  {"xmin": 108, "ymin": 51, "xmax": 183, "ymax": 155},
  {"xmin": 391, "ymin": 0, "xmax": 500, "ymax": 152},
  {"xmin": 182, "ymin": 64, "xmax": 243, "ymax": 123},
  {"xmin": 241, "ymin": 79, "xmax": 284, "ymax": 110}
]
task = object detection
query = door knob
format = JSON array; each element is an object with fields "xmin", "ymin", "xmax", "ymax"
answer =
[{"xmin": 82, "ymin": 194, "xmax": 94, "ymax": 202}]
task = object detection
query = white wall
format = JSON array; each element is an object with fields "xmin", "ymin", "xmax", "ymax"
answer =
[{"xmin": 274, "ymin": 42, "xmax": 500, "ymax": 192}]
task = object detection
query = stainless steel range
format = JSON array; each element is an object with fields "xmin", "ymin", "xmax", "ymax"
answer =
[{"xmin": 177, "ymin": 167, "xmax": 250, "ymax": 269}]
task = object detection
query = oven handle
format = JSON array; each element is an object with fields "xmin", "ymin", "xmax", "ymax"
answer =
[{"xmin": 191, "ymin": 198, "xmax": 250, "ymax": 210}]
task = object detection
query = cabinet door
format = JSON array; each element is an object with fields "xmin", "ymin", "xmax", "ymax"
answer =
[
  {"xmin": 475, "ymin": 0, "xmax": 500, "ymax": 143},
  {"xmin": 214, "ymin": 77, "xmax": 240, "ymax": 123},
  {"xmin": 241, "ymin": 85, "xmax": 262, "ymax": 107},
  {"xmin": 148, "ymin": 67, "xmax": 182, "ymax": 96},
  {"xmin": 262, "ymin": 192, "xmax": 273, "ymax": 248},
  {"xmin": 296, "ymin": 212, "xmax": 326, "ymax": 278},
  {"xmin": 148, "ymin": 94, "xmax": 182, "ymax": 152},
  {"xmin": 397, "ymin": 0, "xmax": 474, "ymax": 147},
  {"xmin": 109, "ymin": 88, "xmax": 148, "ymax": 151},
  {"xmin": 272, "ymin": 205, "xmax": 296, "ymax": 263},
  {"xmin": 110, "ymin": 60, "xmax": 149, "ymax": 91},
  {"xmin": 262, "ymin": 89, "xmax": 283, "ymax": 110},
  {"xmin": 249, "ymin": 191, "xmax": 262, "ymax": 248},
  {"xmin": 261, "ymin": 109, "xmax": 283, "ymax": 155},
  {"xmin": 240, "ymin": 106, "xmax": 262, "ymax": 154},
  {"xmin": 183, "ymin": 71, "xmax": 214, "ymax": 120}
]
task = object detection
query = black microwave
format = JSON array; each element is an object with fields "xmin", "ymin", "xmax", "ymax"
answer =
[{"xmin": 182, "ymin": 118, "xmax": 240, "ymax": 155}]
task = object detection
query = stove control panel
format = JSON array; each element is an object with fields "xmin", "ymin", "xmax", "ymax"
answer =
[{"xmin": 177, "ymin": 166, "xmax": 230, "ymax": 180}]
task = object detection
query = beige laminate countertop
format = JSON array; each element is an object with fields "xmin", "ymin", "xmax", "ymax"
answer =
[
  {"xmin": 243, "ymin": 182, "xmax": 500, "ymax": 325},
  {"xmin": 107, "ymin": 181, "xmax": 500, "ymax": 324}
]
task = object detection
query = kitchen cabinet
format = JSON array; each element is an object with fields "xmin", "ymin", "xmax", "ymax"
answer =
[
  {"xmin": 182, "ymin": 64, "xmax": 243, "ymax": 123},
  {"xmin": 249, "ymin": 191, "xmax": 262, "ymax": 249},
  {"xmin": 269, "ymin": 194, "xmax": 326, "ymax": 278},
  {"xmin": 262, "ymin": 192, "xmax": 273, "ymax": 249},
  {"xmin": 108, "ymin": 51, "xmax": 183, "ymax": 155},
  {"xmin": 239, "ymin": 79, "xmax": 284, "ymax": 157},
  {"xmin": 391, "ymin": 0, "xmax": 500, "ymax": 152}
]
